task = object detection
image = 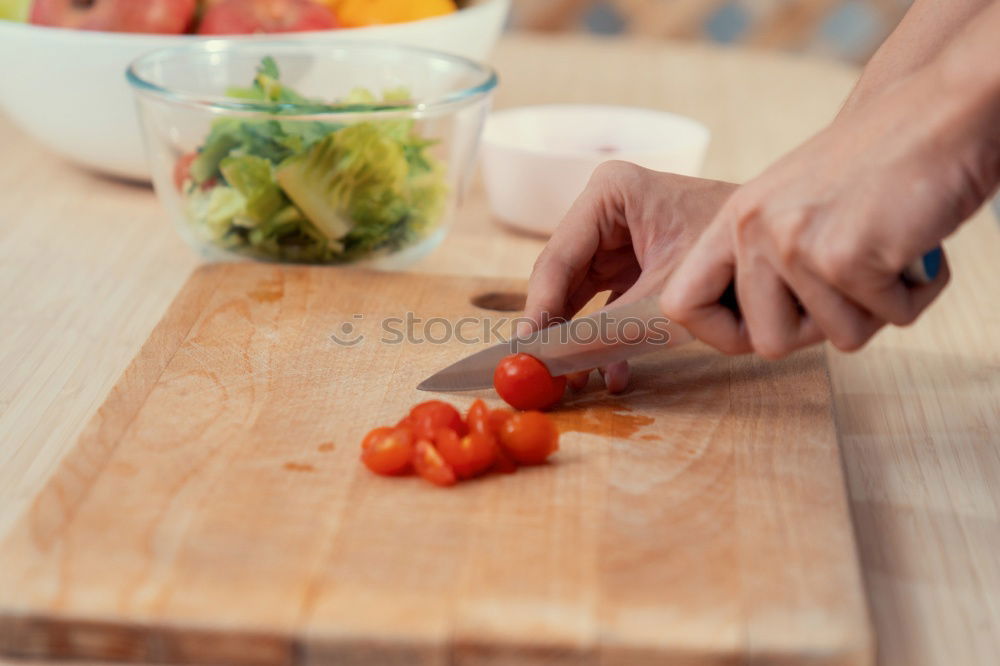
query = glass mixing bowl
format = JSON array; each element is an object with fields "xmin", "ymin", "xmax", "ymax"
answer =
[{"xmin": 128, "ymin": 40, "xmax": 496, "ymax": 268}]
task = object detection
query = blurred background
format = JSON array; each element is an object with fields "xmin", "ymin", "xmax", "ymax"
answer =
[{"xmin": 508, "ymin": 0, "xmax": 913, "ymax": 64}]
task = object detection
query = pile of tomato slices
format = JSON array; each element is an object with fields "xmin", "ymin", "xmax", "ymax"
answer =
[{"xmin": 361, "ymin": 399, "xmax": 560, "ymax": 487}]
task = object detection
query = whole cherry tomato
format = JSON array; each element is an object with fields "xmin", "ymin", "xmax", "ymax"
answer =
[
  {"xmin": 360, "ymin": 425, "xmax": 414, "ymax": 475},
  {"xmin": 493, "ymin": 353, "xmax": 566, "ymax": 411},
  {"xmin": 408, "ymin": 400, "xmax": 466, "ymax": 440},
  {"xmin": 498, "ymin": 411, "xmax": 559, "ymax": 465},
  {"xmin": 434, "ymin": 427, "xmax": 497, "ymax": 479},
  {"xmin": 413, "ymin": 439, "xmax": 457, "ymax": 487}
]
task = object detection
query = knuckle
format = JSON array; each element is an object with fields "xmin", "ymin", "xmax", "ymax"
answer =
[
  {"xmin": 658, "ymin": 288, "xmax": 686, "ymax": 321},
  {"xmin": 732, "ymin": 210, "xmax": 754, "ymax": 245},
  {"xmin": 749, "ymin": 324, "xmax": 795, "ymax": 360},
  {"xmin": 817, "ymin": 243, "xmax": 857, "ymax": 288},
  {"xmin": 529, "ymin": 247, "xmax": 552, "ymax": 275},
  {"xmin": 774, "ymin": 209, "xmax": 810, "ymax": 268},
  {"xmin": 727, "ymin": 195, "xmax": 767, "ymax": 251},
  {"xmin": 829, "ymin": 322, "xmax": 872, "ymax": 352},
  {"xmin": 754, "ymin": 339, "xmax": 791, "ymax": 360},
  {"xmin": 591, "ymin": 160, "xmax": 640, "ymax": 185},
  {"xmin": 891, "ymin": 304, "xmax": 920, "ymax": 327}
]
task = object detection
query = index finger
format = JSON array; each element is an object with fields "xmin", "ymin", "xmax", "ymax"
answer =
[
  {"xmin": 659, "ymin": 217, "xmax": 752, "ymax": 355},
  {"xmin": 521, "ymin": 184, "xmax": 609, "ymax": 336}
]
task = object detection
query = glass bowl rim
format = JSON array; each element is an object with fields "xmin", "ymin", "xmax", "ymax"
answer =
[{"xmin": 126, "ymin": 39, "xmax": 498, "ymax": 119}]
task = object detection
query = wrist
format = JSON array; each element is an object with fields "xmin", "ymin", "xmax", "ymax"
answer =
[{"xmin": 926, "ymin": 42, "xmax": 1000, "ymax": 195}]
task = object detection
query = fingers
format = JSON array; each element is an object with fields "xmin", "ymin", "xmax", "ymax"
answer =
[
  {"xmin": 522, "ymin": 212, "xmax": 599, "ymax": 336},
  {"xmin": 661, "ymin": 185, "xmax": 951, "ymax": 358},
  {"xmin": 735, "ymin": 255, "xmax": 819, "ymax": 359},
  {"xmin": 566, "ymin": 370, "xmax": 591, "ymax": 391},
  {"xmin": 522, "ymin": 249, "xmax": 586, "ymax": 337},
  {"xmin": 659, "ymin": 216, "xmax": 752, "ymax": 355},
  {"xmin": 522, "ymin": 162, "xmax": 637, "ymax": 336},
  {"xmin": 564, "ymin": 363, "xmax": 629, "ymax": 393},
  {"xmin": 816, "ymin": 249, "xmax": 951, "ymax": 328},
  {"xmin": 599, "ymin": 361, "xmax": 630, "ymax": 394},
  {"xmin": 564, "ymin": 292, "xmax": 636, "ymax": 394},
  {"xmin": 783, "ymin": 264, "xmax": 882, "ymax": 352}
]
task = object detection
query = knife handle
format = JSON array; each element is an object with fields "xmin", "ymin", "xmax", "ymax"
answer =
[
  {"xmin": 902, "ymin": 246, "xmax": 944, "ymax": 284},
  {"xmin": 719, "ymin": 246, "xmax": 944, "ymax": 317},
  {"xmin": 605, "ymin": 248, "xmax": 943, "ymax": 342}
]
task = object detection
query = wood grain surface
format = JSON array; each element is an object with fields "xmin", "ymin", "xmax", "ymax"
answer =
[
  {"xmin": 0, "ymin": 264, "xmax": 872, "ymax": 665},
  {"xmin": 1, "ymin": 33, "xmax": 998, "ymax": 666}
]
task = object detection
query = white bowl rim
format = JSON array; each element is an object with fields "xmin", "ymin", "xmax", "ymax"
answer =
[
  {"xmin": 0, "ymin": 0, "xmax": 505, "ymax": 42},
  {"xmin": 483, "ymin": 103, "xmax": 711, "ymax": 160},
  {"xmin": 126, "ymin": 39, "xmax": 498, "ymax": 118}
]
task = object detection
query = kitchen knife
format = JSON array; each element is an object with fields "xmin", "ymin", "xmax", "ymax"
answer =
[{"xmin": 418, "ymin": 247, "xmax": 944, "ymax": 392}]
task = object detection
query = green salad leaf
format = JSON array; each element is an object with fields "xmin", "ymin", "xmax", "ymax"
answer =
[
  {"xmin": 219, "ymin": 154, "xmax": 286, "ymax": 224},
  {"xmin": 181, "ymin": 56, "xmax": 447, "ymax": 264}
]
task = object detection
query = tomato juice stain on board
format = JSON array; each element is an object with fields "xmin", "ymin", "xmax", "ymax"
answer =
[
  {"xmin": 317, "ymin": 442, "xmax": 335, "ymax": 452},
  {"xmin": 283, "ymin": 462, "xmax": 315, "ymax": 472},
  {"xmin": 550, "ymin": 399, "xmax": 655, "ymax": 440},
  {"xmin": 248, "ymin": 276, "xmax": 284, "ymax": 303}
]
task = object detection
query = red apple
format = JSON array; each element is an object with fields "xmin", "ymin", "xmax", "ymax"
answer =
[
  {"xmin": 30, "ymin": 0, "xmax": 197, "ymax": 33},
  {"xmin": 197, "ymin": 0, "xmax": 336, "ymax": 34}
]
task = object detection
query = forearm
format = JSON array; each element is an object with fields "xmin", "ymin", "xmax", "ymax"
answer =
[
  {"xmin": 839, "ymin": 0, "xmax": 994, "ymax": 116},
  {"xmin": 930, "ymin": 0, "xmax": 1000, "ymax": 200}
]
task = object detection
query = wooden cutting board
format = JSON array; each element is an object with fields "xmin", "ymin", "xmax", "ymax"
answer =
[{"xmin": 0, "ymin": 264, "xmax": 873, "ymax": 665}]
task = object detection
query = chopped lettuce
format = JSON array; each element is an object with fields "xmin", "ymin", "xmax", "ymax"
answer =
[
  {"xmin": 219, "ymin": 154, "xmax": 285, "ymax": 224},
  {"xmin": 276, "ymin": 123, "xmax": 409, "ymax": 242},
  {"xmin": 180, "ymin": 56, "xmax": 447, "ymax": 264},
  {"xmin": 185, "ymin": 186, "xmax": 246, "ymax": 241}
]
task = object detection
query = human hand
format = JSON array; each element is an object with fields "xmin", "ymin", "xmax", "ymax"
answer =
[
  {"xmin": 521, "ymin": 162, "xmax": 737, "ymax": 391},
  {"xmin": 660, "ymin": 60, "xmax": 998, "ymax": 358}
]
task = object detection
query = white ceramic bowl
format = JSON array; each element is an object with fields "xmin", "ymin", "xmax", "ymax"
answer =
[
  {"xmin": 0, "ymin": 0, "xmax": 508, "ymax": 180},
  {"xmin": 481, "ymin": 104, "xmax": 711, "ymax": 236}
]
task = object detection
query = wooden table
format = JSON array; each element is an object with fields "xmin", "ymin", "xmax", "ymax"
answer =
[{"xmin": 1, "ymin": 33, "xmax": 997, "ymax": 666}]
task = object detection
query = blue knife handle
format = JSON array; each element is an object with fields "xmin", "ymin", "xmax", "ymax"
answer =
[
  {"xmin": 902, "ymin": 247, "xmax": 944, "ymax": 284},
  {"xmin": 720, "ymin": 247, "xmax": 944, "ymax": 315}
]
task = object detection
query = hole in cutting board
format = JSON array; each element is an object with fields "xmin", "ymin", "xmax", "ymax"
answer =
[{"xmin": 471, "ymin": 292, "xmax": 526, "ymax": 312}]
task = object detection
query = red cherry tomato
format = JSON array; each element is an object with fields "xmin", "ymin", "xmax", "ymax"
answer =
[
  {"xmin": 361, "ymin": 426, "xmax": 392, "ymax": 451},
  {"xmin": 488, "ymin": 408, "xmax": 514, "ymax": 434},
  {"xmin": 491, "ymin": 445, "xmax": 518, "ymax": 474},
  {"xmin": 360, "ymin": 426, "xmax": 414, "ymax": 475},
  {"xmin": 466, "ymin": 399, "xmax": 490, "ymax": 435},
  {"xmin": 498, "ymin": 411, "xmax": 559, "ymax": 465},
  {"xmin": 408, "ymin": 400, "xmax": 466, "ymax": 440},
  {"xmin": 413, "ymin": 439, "xmax": 457, "ymax": 487},
  {"xmin": 173, "ymin": 151, "xmax": 197, "ymax": 191},
  {"xmin": 493, "ymin": 353, "xmax": 566, "ymax": 411},
  {"xmin": 434, "ymin": 427, "xmax": 497, "ymax": 479}
]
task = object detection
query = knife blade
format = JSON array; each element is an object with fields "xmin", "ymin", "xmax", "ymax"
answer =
[
  {"xmin": 418, "ymin": 248, "xmax": 944, "ymax": 392},
  {"xmin": 417, "ymin": 296, "xmax": 690, "ymax": 392}
]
